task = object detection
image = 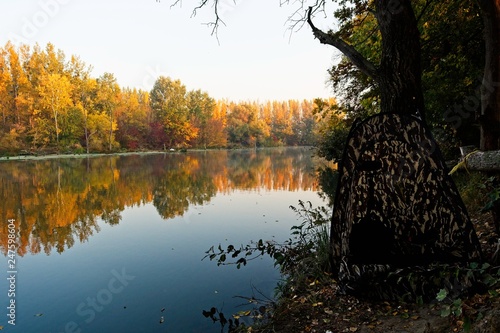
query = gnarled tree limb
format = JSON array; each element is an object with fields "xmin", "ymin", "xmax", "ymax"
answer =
[{"xmin": 306, "ymin": 6, "xmax": 379, "ymax": 81}]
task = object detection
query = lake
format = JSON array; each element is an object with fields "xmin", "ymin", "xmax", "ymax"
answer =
[{"xmin": 0, "ymin": 147, "xmax": 326, "ymax": 332}]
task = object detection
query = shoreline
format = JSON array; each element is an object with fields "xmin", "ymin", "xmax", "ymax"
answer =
[
  {"xmin": 0, "ymin": 150, "xmax": 172, "ymax": 162},
  {"xmin": 0, "ymin": 146, "xmax": 313, "ymax": 162}
]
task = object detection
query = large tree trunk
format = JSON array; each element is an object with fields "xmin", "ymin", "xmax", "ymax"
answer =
[
  {"xmin": 478, "ymin": 0, "xmax": 500, "ymax": 151},
  {"xmin": 307, "ymin": 0, "xmax": 425, "ymax": 118},
  {"xmin": 375, "ymin": 0, "xmax": 424, "ymax": 118}
]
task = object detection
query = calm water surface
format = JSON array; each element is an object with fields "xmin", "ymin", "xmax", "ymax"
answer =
[{"xmin": 0, "ymin": 148, "xmax": 325, "ymax": 332}]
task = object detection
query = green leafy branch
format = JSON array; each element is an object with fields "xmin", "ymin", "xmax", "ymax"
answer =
[
  {"xmin": 202, "ymin": 200, "xmax": 332, "ymax": 277},
  {"xmin": 434, "ymin": 261, "xmax": 500, "ymax": 331},
  {"xmin": 202, "ymin": 239, "xmax": 286, "ymax": 269}
]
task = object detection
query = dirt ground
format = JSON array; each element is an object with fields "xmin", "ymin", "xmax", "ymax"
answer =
[{"xmin": 251, "ymin": 212, "xmax": 500, "ymax": 333}]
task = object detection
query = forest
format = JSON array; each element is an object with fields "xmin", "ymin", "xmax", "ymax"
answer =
[
  {"xmin": 0, "ymin": 41, "xmax": 323, "ymax": 154},
  {"xmin": 0, "ymin": 0, "xmax": 496, "ymax": 161}
]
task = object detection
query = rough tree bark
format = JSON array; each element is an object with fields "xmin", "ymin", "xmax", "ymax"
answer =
[
  {"xmin": 465, "ymin": 150, "xmax": 500, "ymax": 171},
  {"xmin": 307, "ymin": 0, "xmax": 425, "ymax": 119},
  {"xmin": 478, "ymin": 0, "xmax": 500, "ymax": 151}
]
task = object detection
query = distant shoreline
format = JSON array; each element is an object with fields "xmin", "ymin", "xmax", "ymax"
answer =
[
  {"xmin": 0, "ymin": 150, "xmax": 175, "ymax": 162},
  {"xmin": 0, "ymin": 147, "xmax": 313, "ymax": 162}
]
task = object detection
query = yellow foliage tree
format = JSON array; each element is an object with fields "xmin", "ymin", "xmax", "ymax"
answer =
[{"xmin": 37, "ymin": 73, "xmax": 73, "ymax": 147}]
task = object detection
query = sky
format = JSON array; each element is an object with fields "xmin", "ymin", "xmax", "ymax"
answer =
[{"xmin": 0, "ymin": 0, "xmax": 340, "ymax": 102}]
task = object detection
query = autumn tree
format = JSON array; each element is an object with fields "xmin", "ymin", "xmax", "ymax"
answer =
[
  {"xmin": 176, "ymin": 0, "xmax": 497, "ymax": 153},
  {"xmin": 5, "ymin": 43, "xmax": 31, "ymax": 141},
  {"xmin": 186, "ymin": 89, "xmax": 216, "ymax": 149},
  {"xmin": 289, "ymin": 100, "xmax": 313, "ymax": 146},
  {"xmin": 115, "ymin": 88, "xmax": 151, "ymax": 150},
  {"xmin": 0, "ymin": 47, "xmax": 12, "ymax": 128},
  {"xmin": 67, "ymin": 55, "xmax": 97, "ymax": 153},
  {"xmin": 0, "ymin": 41, "xmax": 322, "ymax": 153},
  {"xmin": 0, "ymin": 46, "xmax": 18, "ymax": 151},
  {"xmin": 95, "ymin": 73, "xmax": 120, "ymax": 151},
  {"xmin": 37, "ymin": 73, "xmax": 73, "ymax": 147},
  {"xmin": 272, "ymin": 101, "xmax": 294, "ymax": 145},
  {"xmin": 226, "ymin": 102, "xmax": 268, "ymax": 147},
  {"xmin": 208, "ymin": 100, "xmax": 229, "ymax": 148},
  {"xmin": 150, "ymin": 76, "xmax": 197, "ymax": 148}
]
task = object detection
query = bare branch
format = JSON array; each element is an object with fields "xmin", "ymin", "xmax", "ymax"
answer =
[
  {"xmin": 169, "ymin": 0, "xmax": 226, "ymax": 41},
  {"xmin": 306, "ymin": 6, "xmax": 378, "ymax": 80},
  {"xmin": 169, "ymin": 0, "xmax": 182, "ymax": 9},
  {"xmin": 285, "ymin": 0, "xmax": 327, "ymax": 33}
]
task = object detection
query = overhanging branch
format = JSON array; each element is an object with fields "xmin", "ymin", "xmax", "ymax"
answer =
[{"xmin": 306, "ymin": 6, "xmax": 378, "ymax": 81}]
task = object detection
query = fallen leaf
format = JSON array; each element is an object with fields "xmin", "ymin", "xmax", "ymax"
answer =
[
  {"xmin": 349, "ymin": 327, "xmax": 358, "ymax": 332},
  {"xmin": 235, "ymin": 310, "xmax": 251, "ymax": 317},
  {"xmin": 309, "ymin": 280, "xmax": 319, "ymax": 286}
]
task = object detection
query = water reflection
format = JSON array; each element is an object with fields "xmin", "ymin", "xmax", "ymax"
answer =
[{"xmin": 0, "ymin": 148, "xmax": 318, "ymax": 256}]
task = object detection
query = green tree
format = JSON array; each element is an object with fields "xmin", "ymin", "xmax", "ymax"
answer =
[
  {"xmin": 227, "ymin": 103, "xmax": 267, "ymax": 148},
  {"xmin": 314, "ymin": 98, "xmax": 350, "ymax": 161},
  {"xmin": 150, "ymin": 76, "xmax": 195, "ymax": 148},
  {"xmin": 421, "ymin": 0, "xmax": 483, "ymax": 155},
  {"xmin": 325, "ymin": 0, "xmax": 485, "ymax": 157}
]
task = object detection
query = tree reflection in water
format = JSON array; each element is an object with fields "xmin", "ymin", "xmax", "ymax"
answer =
[{"xmin": 0, "ymin": 148, "xmax": 320, "ymax": 256}]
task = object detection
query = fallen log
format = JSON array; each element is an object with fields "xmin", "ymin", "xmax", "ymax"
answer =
[{"xmin": 461, "ymin": 148, "xmax": 500, "ymax": 172}]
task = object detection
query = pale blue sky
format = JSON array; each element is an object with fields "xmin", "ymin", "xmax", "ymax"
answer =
[{"xmin": 0, "ymin": 0, "xmax": 339, "ymax": 101}]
